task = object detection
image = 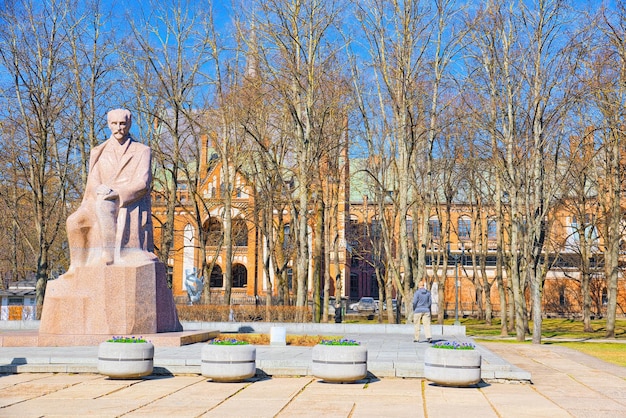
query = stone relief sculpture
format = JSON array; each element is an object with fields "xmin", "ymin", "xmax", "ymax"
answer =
[{"xmin": 65, "ymin": 108, "xmax": 156, "ymax": 272}]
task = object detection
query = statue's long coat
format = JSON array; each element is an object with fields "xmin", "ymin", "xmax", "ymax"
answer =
[{"xmin": 84, "ymin": 137, "xmax": 154, "ymax": 255}]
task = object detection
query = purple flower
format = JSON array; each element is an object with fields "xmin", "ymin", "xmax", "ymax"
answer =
[
  {"xmin": 209, "ymin": 338, "xmax": 250, "ymax": 345},
  {"xmin": 432, "ymin": 341, "xmax": 475, "ymax": 350}
]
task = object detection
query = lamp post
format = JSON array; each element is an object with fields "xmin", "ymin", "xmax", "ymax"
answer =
[
  {"xmin": 447, "ymin": 242, "xmax": 460, "ymax": 326},
  {"xmin": 454, "ymin": 253, "xmax": 460, "ymax": 326},
  {"xmin": 451, "ymin": 243, "xmax": 465, "ymax": 326}
]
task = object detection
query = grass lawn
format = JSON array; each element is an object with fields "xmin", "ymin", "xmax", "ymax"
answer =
[
  {"xmin": 550, "ymin": 342, "xmax": 626, "ymax": 367},
  {"xmin": 461, "ymin": 317, "xmax": 626, "ymax": 339},
  {"xmin": 464, "ymin": 317, "xmax": 626, "ymax": 367}
]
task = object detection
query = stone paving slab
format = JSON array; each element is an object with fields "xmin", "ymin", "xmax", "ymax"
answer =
[{"xmin": 3, "ymin": 342, "xmax": 625, "ymax": 418}]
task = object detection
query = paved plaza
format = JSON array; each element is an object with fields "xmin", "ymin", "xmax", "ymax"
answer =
[{"xmin": 1, "ymin": 332, "xmax": 626, "ymax": 417}]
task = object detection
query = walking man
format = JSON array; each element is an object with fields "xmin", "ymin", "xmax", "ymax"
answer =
[{"xmin": 412, "ymin": 281, "xmax": 432, "ymax": 343}]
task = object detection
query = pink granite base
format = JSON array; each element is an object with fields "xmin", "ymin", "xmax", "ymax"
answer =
[
  {"xmin": 39, "ymin": 261, "xmax": 182, "ymax": 336},
  {"xmin": 0, "ymin": 329, "xmax": 218, "ymax": 347}
]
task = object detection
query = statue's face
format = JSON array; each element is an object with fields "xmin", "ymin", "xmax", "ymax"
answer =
[{"xmin": 107, "ymin": 110, "xmax": 131, "ymax": 143}]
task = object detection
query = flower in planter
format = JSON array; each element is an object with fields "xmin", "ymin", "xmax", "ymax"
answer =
[
  {"xmin": 209, "ymin": 338, "xmax": 250, "ymax": 345},
  {"xmin": 319, "ymin": 338, "xmax": 360, "ymax": 346},
  {"xmin": 312, "ymin": 338, "xmax": 367, "ymax": 382},
  {"xmin": 431, "ymin": 341, "xmax": 475, "ymax": 350},
  {"xmin": 107, "ymin": 336, "xmax": 148, "ymax": 343},
  {"xmin": 98, "ymin": 337, "xmax": 154, "ymax": 379}
]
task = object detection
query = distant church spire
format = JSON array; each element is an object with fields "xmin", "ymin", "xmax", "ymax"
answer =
[{"xmin": 245, "ymin": 22, "xmax": 259, "ymax": 80}]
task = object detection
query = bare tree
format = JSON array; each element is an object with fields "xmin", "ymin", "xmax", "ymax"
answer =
[
  {"xmin": 464, "ymin": 0, "xmax": 577, "ymax": 342},
  {"xmin": 121, "ymin": 0, "xmax": 214, "ymax": 289},
  {"xmin": 0, "ymin": 0, "xmax": 80, "ymax": 316},
  {"xmin": 242, "ymin": 0, "xmax": 346, "ymax": 319},
  {"xmin": 65, "ymin": 0, "xmax": 116, "ymax": 183},
  {"xmin": 591, "ymin": 4, "xmax": 626, "ymax": 338},
  {"xmin": 465, "ymin": 3, "xmax": 512, "ymax": 335},
  {"xmin": 354, "ymin": 0, "xmax": 466, "ymax": 320}
]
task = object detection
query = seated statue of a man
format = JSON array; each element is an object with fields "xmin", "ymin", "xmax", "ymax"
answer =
[{"xmin": 66, "ymin": 108, "xmax": 156, "ymax": 274}]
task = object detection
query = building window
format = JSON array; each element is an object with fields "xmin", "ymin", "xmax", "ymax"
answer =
[
  {"xmin": 406, "ymin": 218, "xmax": 413, "ymax": 235},
  {"xmin": 233, "ymin": 219, "xmax": 248, "ymax": 246},
  {"xmin": 287, "ymin": 268, "xmax": 293, "ymax": 290},
  {"xmin": 371, "ymin": 273, "xmax": 379, "ymax": 296},
  {"xmin": 204, "ymin": 218, "xmax": 223, "ymax": 246},
  {"xmin": 458, "ymin": 216, "xmax": 471, "ymax": 240},
  {"xmin": 565, "ymin": 215, "xmax": 598, "ymax": 252},
  {"xmin": 210, "ymin": 265, "xmax": 223, "ymax": 288},
  {"xmin": 370, "ymin": 219, "xmax": 381, "ymax": 238},
  {"xmin": 350, "ymin": 273, "xmax": 359, "ymax": 298},
  {"xmin": 429, "ymin": 217, "xmax": 441, "ymax": 239},
  {"xmin": 349, "ymin": 215, "xmax": 359, "ymax": 237},
  {"xmin": 233, "ymin": 264, "xmax": 247, "ymax": 287},
  {"xmin": 559, "ymin": 287, "xmax": 566, "ymax": 307},
  {"xmin": 283, "ymin": 224, "xmax": 292, "ymax": 250},
  {"xmin": 487, "ymin": 218, "xmax": 497, "ymax": 240}
]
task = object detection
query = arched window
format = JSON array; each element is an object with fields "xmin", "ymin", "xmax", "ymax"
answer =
[
  {"xmin": 458, "ymin": 216, "xmax": 471, "ymax": 240},
  {"xmin": 204, "ymin": 218, "xmax": 223, "ymax": 246},
  {"xmin": 210, "ymin": 265, "xmax": 223, "ymax": 288},
  {"xmin": 233, "ymin": 264, "xmax": 247, "ymax": 288},
  {"xmin": 233, "ymin": 219, "xmax": 248, "ymax": 246},
  {"xmin": 566, "ymin": 214, "xmax": 599, "ymax": 251},
  {"xmin": 283, "ymin": 224, "xmax": 292, "ymax": 250}
]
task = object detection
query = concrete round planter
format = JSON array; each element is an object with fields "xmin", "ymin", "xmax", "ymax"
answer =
[
  {"xmin": 201, "ymin": 344, "xmax": 256, "ymax": 382},
  {"xmin": 311, "ymin": 344, "xmax": 368, "ymax": 383},
  {"xmin": 424, "ymin": 346, "xmax": 482, "ymax": 386},
  {"xmin": 97, "ymin": 341, "xmax": 154, "ymax": 379}
]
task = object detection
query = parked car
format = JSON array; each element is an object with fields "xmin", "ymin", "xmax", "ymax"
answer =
[
  {"xmin": 382, "ymin": 299, "xmax": 397, "ymax": 311},
  {"xmin": 356, "ymin": 297, "xmax": 377, "ymax": 318},
  {"xmin": 381, "ymin": 299, "xmax": 405, "ymax": 315},
  {"xmin": 348, "ymin": 302, "xmax": 359, "ymax": 311}
]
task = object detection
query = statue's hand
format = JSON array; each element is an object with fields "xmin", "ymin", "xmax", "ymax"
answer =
[{"xmin": 96, "ymin": 184, "xmax": 119, "ymax": 201}]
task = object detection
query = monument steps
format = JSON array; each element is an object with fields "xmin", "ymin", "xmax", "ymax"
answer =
[{"xmin": 0, "ymin": 329, "xmax": 217, "ymax": 347}]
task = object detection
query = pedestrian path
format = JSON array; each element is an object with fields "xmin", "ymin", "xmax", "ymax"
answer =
[{"xmin": 1, "ymin": 341, "xmax": 626, "ymax": 417}]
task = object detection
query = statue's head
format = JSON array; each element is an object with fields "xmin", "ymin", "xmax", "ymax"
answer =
[{"xmin": 107, "ymin": 108, "xmax": 132, "ymax": 143}]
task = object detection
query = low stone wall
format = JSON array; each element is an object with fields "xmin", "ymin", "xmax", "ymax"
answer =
[
  {"xmin": 0, "ymin": 320, "xmax": 466, "ymax": 336},
  {"xmin": 0, "ymin": 320, "xmax": 39, "ymax": 330},
  {"xmin": 181, "ymin": 321, "xmax": 466, "ymax": 336}
]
